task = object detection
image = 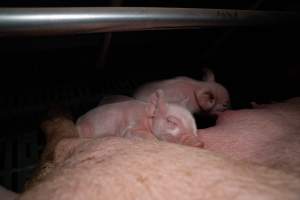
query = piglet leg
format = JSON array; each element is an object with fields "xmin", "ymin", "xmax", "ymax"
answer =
[
  {"xmin": 123, "ymin": 129, "xmax": 158, "ymax": 141},
  {"xmin": 158, "ymin": 133, "xmax": 204, "ymax": 148},
  {"xmin": 179, "ymin": 134, "xmax": 204, "ymax": 148}
]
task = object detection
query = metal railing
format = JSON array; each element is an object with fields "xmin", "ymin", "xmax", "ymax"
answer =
[{"xmin": 0, "ymin": 7, "xmax": 298, "ymax": 36}]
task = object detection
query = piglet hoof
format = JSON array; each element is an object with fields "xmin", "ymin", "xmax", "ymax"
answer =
[{"xmin": 180, "ymin": 135, "xmax": 204, "ymax": 148}]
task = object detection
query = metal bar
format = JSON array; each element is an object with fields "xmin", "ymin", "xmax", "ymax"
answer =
[{"xmin": 0, "ymin": 7, "xmax": 298, "ymax": 36}]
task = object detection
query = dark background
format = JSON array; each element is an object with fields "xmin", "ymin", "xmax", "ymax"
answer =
[{"xmin": 0, "ymin": 0, "xmax": 300, "ymax": 193}]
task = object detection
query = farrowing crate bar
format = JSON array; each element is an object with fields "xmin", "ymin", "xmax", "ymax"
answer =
[{"xmin": 0, "ymin": 7, "xmax": 299, "ymax": 36}]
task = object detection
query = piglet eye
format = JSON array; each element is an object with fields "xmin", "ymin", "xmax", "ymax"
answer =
[
  {"xmin": 167, "ymin": 119, "xmax": 177, "ymax": 129},
  {"xmin": 166, "ymin": 116, "xmax": 180, "ymax": 130},
  {"xmin": 206, "ymin": 93, "xmax": 215, "ymax": 103}
]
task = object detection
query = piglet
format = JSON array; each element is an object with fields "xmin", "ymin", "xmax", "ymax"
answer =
[
  {"xmin": 76, "ymin": 90, "xmax": 202, "ymax": 147},
  {"xmin": 134, "ymin": 68, "xmax": 230, "ymax": 115}
]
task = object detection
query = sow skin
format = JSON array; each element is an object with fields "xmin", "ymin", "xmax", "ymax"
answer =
[{"xmin": 20, "ymin": 136, "xmax": 300, "ymax": 200}]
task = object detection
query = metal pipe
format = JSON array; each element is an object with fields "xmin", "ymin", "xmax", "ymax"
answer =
[{"xmin": 0, "ymin": 7, "xmax": 298, "ymax": 36}]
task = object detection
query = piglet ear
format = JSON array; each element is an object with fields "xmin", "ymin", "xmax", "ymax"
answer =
[
  {"xmin": 146, "ymin": 89, "xmax": 167, "ymax": 117},
  {"xmin": 202, "ymin": 68, "xmax": 215, "ymax": 82},
  {"xmin": 194, "ymin": 89, "xmax": 216, "ymax": 112}
]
